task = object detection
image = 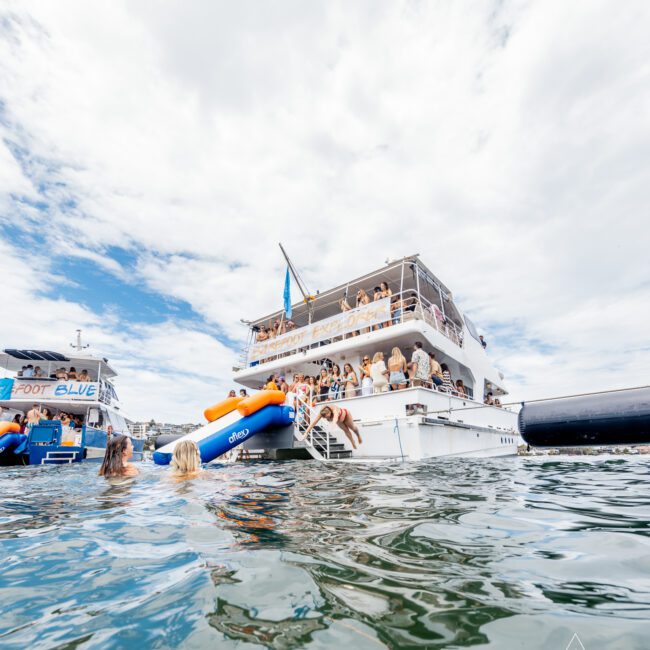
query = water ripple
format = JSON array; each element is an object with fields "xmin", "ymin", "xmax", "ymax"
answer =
[{"xmin": 1, "ymin": 457, "xmax": 649, "ymax": 648}]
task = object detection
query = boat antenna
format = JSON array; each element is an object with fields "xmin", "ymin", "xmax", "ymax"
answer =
[
  {"xmin": 70, "ymin": 329, "xmax": 90, "ymax": 353},
  {"xmin": 279, "ymin": 243, "xmax": 315, "ymax": 323}
]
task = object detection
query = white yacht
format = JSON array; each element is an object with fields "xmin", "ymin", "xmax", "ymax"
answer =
[
  {"xmin": 233, "ymin": 255, "xmax": 520, "ymax": 461},
  {"xmin": 0, "ymin": 332, "xmax": 143, "ymax": 465}
]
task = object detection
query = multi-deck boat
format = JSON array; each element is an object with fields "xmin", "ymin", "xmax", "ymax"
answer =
[
  {"xmin": 233, "ymin": 255, "xmax": 520, "ymax": 461},
  {"xmin": 0, "ymin": 332, "xmax": 143, "ymax": 465}
]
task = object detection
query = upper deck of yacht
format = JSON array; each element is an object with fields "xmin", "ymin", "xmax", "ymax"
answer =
[
  {"xmin": 0, "ymin": 349, "xmax": 121, "ymax": 408},
  {"xmin": 237, "ymin": 255, "xmax": 479, "ymax": 370}
]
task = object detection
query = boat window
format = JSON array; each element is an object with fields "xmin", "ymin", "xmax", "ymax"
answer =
[
  {"xmin": 107, "ymin": 410, "xmax": 128, "ymax": 434},
  {"xmin": 464, "ymin": 315, "xmax": 481, "ymax": 343}
]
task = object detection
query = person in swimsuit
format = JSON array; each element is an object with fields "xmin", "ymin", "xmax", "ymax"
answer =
[
  {"xmin": 329, "ymin": 364, "xmax": 342, "ymax": 400},
  {"xmin": 387, "ymin": 346, "xmax": 408, "ymax": 390},
  {"xmin": 343, "ymin": 363, "xmax": 358, "ymax": 398},
  {"xmin": 380, "ymin": 281, "xmax": 392, "ymax": 327},
  {"xmin": 170, "ymin": 440, "xmax": 205, "ymax": 481},
  {"xmin": 98, "ymin": 435, "xmax": 139, "ymax": 478},
  {"xmin": 317, "ymin": 368, "xmax": 331, "ymax": 402},
  {"xmin": 301, "ymin": 405, "xmax": 363, "ymax": 450}
]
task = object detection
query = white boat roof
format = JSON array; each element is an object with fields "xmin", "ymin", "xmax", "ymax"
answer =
[
  {"xmin": 248, "ymin": 255, "xmax": 457, "ymax": 328},
  {"xmin": 0, "ymin": 349, "xmax": 118, "ymax": 379}
]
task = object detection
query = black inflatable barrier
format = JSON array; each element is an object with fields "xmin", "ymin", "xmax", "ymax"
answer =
[
  {"xmin": 154, "ymin": 434, "xmax": 183, "ymax": 450},
  {"xmin": 519, "ymin": 387, "xmax": 650, "ymax": 447}
]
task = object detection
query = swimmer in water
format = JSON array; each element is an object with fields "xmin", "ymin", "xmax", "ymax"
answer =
[
  {"xmin": 300, "ymin": 404, "xmax": 363, "ymax": 450},
  {"xmin": 170, "ymin": 440, "xmax": 205, "ymax": 480},
  {"xmin": 98, "ymin": 435, "xmax": 139, "ymax": 478}
]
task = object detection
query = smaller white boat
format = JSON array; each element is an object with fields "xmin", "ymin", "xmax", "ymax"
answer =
[{"xmin": 0, "ymin": 331, "xmax": 143, "ymax": 466}]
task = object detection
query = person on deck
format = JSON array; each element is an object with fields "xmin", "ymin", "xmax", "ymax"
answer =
[
  {"xmin": 264, "ymin": 375, "xmax": 278, "ymax": 391},
  {"xmin": 300, "ymin": 404, "xmax": 363, "ymax": 450},
  {"xmin": 429, "ymin": 353, "xmax": 444, "ymax": 389},
  {"xmin": 78, "ymin": 369, "xmax": 91, "ymax": 382},
  {"xmin": 387, "ymin": 347, "xmax": 408, "ymax": 390},
  {"xmin": 328, "ymin": 365, "xmax": 342, "ymax": 400},
  {"xmin": 359, "ymin": 356, "xmax": 373, "ymax": 396},
  {"xmin": 409, "ymin": 342, "xmax": 430, "ymax": 387},
  {"xmin": 98, "ymin": 435, "xmax": 139, "ymax": 478},
  {"xmin": 440, "ymin": 364, "xmax": 454, "ymax": 393},
  {"xmin": 343, "ymin": 363, "xmax": 359, "ymax": 399},
  {"xmin": 26, "ymin": 403, "xmax": 42, "ymax": 425},
  {"xmin": 380, "ymin": 282, "xmax": 392, "ymax": 327},
  {"xmin": 455, "ymin": 380, "xmax": 467, "ymax": 398},
  {"xmin": 317, "ymin": 368, "xmax": 331, "ymax": 402},
  {"xmin": 22, "ymin": 365, "xmax": 34, "ymax": 378},
  {"xmin": 67, "ymin": 367, "xmax": 78, "ymax": 380},
  {"xmin": 370, "ymin": 352, "xmax": 389, "ymax": 393}
]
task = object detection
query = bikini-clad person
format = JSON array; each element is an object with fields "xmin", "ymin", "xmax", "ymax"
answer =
[
  {"xmin": 380, "ymin": 281, "xmax": 392, "ymax": 327},
  {"xmin": 343, "ymin": 363, "xmax": 359, "ymax": 399},
  {"xmin": 329, "ymin": 364, "xmax": 342, "ymax": 400},
  {"xmin": 170, "ymin": 440, "xmax": 205, "ymax": 481},
  {"xmin": 387, "ymin": 346, "xmax": 408, "ymax": 391},
  {"xmin": 301, "ymin": 404, "xmax": 363, "ymax": 450},
  {"xmin": 318, "ymin": 368, "xmax": 331, "ymax": 402},
  {"xmin": 99, "ymin": 435, "xmax": 139, "ymax": 478},
  {"xmin": 356, "ymin": 289, "xmax": 371, "ymax": 333}
]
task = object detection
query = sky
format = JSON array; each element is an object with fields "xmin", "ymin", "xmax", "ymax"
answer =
[{"xmin": 0, "ymin": 0, "xmax": 648, "ymax": 422}]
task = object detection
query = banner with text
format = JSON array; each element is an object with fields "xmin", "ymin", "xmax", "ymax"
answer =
[
  {"xmin": 249, "ymin": 298, "xmax": 391, "ymax": 362},
  {"xmin": 10, "ymin": 380, "xmax": 99, "ymax": 401}
]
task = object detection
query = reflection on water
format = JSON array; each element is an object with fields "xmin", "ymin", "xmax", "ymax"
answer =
[{"xmin": 0, "ymin": 457, "xmax": 649, "ymax": 649}]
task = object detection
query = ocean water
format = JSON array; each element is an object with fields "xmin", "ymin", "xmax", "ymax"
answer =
[{"xmin": 0, "ymin": 457, "xmax": 649, "ymax": 649}]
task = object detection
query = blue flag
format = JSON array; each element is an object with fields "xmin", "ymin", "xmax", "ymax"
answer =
[{"xmin": 283, "ymin": 267, "xmax": 292, "ymax": 318}]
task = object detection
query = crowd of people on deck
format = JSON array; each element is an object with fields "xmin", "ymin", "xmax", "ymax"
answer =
[
  {"xmin": 6, "ymin": 404, "xmax": 86, "ymax": 433},
  {"xmin": 254, "ymin": 319, "xmax": 297, "ymax": 342},
  {"xmin": 242, "ymin": 342, "xmax": 488, "ymax": 407},
  {"xmin": 252, "ymin": 279, "xmax": 466, "ymax": 344},
  {"xmin": 17, "ymin": 365, "xmax": 94, "ymax": 381}
]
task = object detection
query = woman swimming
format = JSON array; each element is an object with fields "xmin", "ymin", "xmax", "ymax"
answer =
[
  {"xmin": 300, "ymin": 404, "xmax": 363, "ymax": 450},
  {"xmin": 170, "ymin": 440, "xmax": 204, "ymax": 480},
  {"xmin": 98, "ymin": 435, "xmax": 139, "ymax": 478}
]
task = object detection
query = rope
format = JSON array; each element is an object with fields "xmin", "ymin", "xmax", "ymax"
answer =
[{"xmin": 394, "ymin": 417, "xmax": 405, "ymax": 462}]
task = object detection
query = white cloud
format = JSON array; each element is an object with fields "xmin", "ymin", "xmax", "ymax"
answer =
[
  {"xmin": 0, "ymin": 239, "xmax": 236, "ymax": 421},
  {"xmin": 0, "ymin": 0, "xmax": 649, "ymax": 415}
]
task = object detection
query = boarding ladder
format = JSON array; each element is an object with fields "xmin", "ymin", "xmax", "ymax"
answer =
[
  {"xmin": 293, "ymin": 392, "xmax": 352, "ymax": 460},
  {"xmin": 41, "ymin": 450, "xmax": 79, "ymax": 464}
]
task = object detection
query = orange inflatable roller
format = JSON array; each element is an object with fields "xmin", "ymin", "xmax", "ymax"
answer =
[
  {"xmin": 0, "ymin": 422, "xmax": 20, "ymax": 436},
  {"xmin": 237, "ymin": 390, "xmax": 286, "ymax": 417},
  {"xmin": 204, "ymin": 396, "xmax": 245, "ymax": 423}
]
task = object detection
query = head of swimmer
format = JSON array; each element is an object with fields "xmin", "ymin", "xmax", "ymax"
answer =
[
  {"xmin": 171, "ymin": 440, "xmax": 202, "ymax": 475},
  {"xmin": 98, "ymin": 435, "xmax": 133, "ymax": 477}
]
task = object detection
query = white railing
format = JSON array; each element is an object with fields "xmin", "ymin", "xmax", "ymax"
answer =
[{"xmin": 243, "ymin": 289, "xmax": 464, "ymax": 368}]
